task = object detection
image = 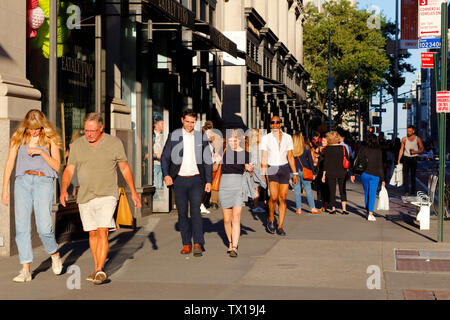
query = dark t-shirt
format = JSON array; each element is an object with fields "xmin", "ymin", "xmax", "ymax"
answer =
[
  {"xmin": 222, "ymin": 148, "xmax": 250, "ymax": 175},
  {"xmin": 323, "ymin": 145, "xmax": 350, "ymax": 179}
]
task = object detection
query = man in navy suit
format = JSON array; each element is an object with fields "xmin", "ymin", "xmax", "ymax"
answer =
[{"xmin": 161, "ymin": 109, "xmax": 212, "ymax": 257}]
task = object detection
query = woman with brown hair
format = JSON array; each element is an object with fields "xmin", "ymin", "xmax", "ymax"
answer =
[
  {"xmin": 291, "ymin": 133, "xmax": 321, "ymax": 214},
  {"xmin": 2, "ymin": 109, "xmax": 63, "ymax": 282},
  {"xmin": 321, "ymin": 131, "xmax": 350, "ymax": 215}
]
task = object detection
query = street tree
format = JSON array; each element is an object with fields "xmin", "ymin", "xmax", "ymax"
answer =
[{"xmin": 303, "ymin": 0, "xmax": 390, "ymax": 126}]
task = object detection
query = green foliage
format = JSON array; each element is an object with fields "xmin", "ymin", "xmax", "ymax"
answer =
[{"xmin": 303, "ymin": 0, "xmax": 390, "ymax": 123}]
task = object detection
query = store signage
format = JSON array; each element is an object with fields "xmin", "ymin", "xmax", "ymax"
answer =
[
  {"xmin": 60, "ymin": 55, "xmax": 94, "ymax": 88},
  {"xmin": 421, "ymin": 52, "xmax": 435, "ymax": 68},
  {"xmin": 436, "ymin": 91, "xmax": 450, "ymax": 112},
  {"xmin": 245, "ymin": 54, "xmax": 262, "ymax": 75},
  {"xmin": 210, "ymin": 26, "xmax": 238, "ymax": 58},
  {"xmin": 149, "ymin": 0, "xmax": 195, "ymax": 28},
  {"xmin": 418, "ymin": 0, "xmax": 446, "ymax": 39}
]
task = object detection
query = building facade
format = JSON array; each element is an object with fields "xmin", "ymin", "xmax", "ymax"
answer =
[
  {"xmin": 217, "ymin": 0, "xmax": 308, "ymax": 134},
  {"xmin": 0, "ymin": 0, "xmax": 307, "ymax": 257}
]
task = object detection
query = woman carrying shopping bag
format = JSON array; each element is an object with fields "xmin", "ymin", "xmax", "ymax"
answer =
[{"xmin": 350, "ymin": 134, "xmax": 385, "ymax": 221}]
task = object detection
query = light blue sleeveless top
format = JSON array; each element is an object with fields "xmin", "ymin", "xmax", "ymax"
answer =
[{"xmin": 15, "ymin": 144, "xmax": 58, "ymax": 178}]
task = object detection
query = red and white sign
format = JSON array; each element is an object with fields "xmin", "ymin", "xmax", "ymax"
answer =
[
  {"xmin": 436, "ymin": 91, "xmax": 450, "ymax": 112},
  {"xmin": 418, "ymin": 0, "xmax": 446, "ymax": 39},
  {"xmin": 421, "ymin": 52, "xmax": 435, "ymax": 68}
]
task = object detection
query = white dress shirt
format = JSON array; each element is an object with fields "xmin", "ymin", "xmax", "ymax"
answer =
[
  {"xmin": 178, "ymin": 129, "xmax": 200, "ymax": 176},
  {"xmin": 260, "ymin": 131, "xmax": 294, "ymax": 166}
]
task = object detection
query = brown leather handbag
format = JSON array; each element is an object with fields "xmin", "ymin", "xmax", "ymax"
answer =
[
  {"xmin": 297, "ymin": 156, "xmax": 314, "ymax": 181},
  {"xmin": 211, "ymin": 148, "xmax": 226, "ymax": 191}
]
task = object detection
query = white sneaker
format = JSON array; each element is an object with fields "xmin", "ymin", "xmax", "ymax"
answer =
[
  {"xmin": 367, "ymin": 214, "xmax": 376, "ymax": 221},
  {"xmin": 13, "ymin": 269, "xmax": 32, "ymax": 283},
  {"xmin": 200, "ymin": 204, "xmax": 210, "ymax": 214},
  {"xmin": 51, "ymin": 254, "xmax": 63, "ymax": 275}
]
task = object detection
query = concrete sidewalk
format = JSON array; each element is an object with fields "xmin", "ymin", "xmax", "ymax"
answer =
[{"xmin": 1, "ymin": 181, "xmax": 450, "ymax": 300}]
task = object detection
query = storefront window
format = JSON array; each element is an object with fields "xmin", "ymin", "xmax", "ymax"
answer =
[
  {"xmin": 27, "ymin": 0, "xmax": 96, "ymax": 200},
  {"xmin": 141, "ymin": 22, "xmax": 151, "ymax": 186}
]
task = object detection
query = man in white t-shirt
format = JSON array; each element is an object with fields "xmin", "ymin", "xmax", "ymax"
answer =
[{"xmin": 260, "ymin": 116, "xmax": 298, "ymax": 236}]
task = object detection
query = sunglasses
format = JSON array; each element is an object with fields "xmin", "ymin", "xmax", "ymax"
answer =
[{"xmin": 270, "ymin": 121, "xmax": 281, "ymax": 124}]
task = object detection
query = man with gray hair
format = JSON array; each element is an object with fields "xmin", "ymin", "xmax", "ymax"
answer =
[{"xmin": 60, "ymin": 113, "xmax": 142, "ymax": 285}]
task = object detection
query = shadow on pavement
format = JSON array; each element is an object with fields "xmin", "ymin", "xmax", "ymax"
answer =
[
  {"xmin": 174, "ymin": 218, "xmax": 256, "ymax": 248},
  {"xmin": 104, "ymin": 228, "xmax": 146, "ymax": 276},
  {"xmin": 32, "ymin": 237, "xmax": 90, "ymax": 279}
]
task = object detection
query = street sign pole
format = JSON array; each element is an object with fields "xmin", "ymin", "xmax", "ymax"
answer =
[
  {"xmin": 379, "ymin": 85, "xmax": 383, "ymax": 130},
  {"xmin": 438, "ymin": 2, "xmax": 447, "ymax": 242}
]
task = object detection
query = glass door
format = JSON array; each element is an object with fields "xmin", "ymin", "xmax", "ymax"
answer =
[{"xmin": 152, "ymin": 80, "xmax": 170, "ymax": 213}]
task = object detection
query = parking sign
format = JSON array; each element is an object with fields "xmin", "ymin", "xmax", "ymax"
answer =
[{"xmin": 418, "ymin": 0, "xmax": 446, "ymax": 39}]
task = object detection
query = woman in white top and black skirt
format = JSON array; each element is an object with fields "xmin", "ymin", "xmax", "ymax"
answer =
[{"xmin": 217, "ymin": 129, "xmax": 253, "ymax": 257}]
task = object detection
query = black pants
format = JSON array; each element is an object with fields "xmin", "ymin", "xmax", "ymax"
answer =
[
  {"xmin": 327, "ymin": 177, "xmax": 347, "ymax": 208},
  {"xmin": 403, "ymin": 156, "xmax": 418, "ymax": 194}
]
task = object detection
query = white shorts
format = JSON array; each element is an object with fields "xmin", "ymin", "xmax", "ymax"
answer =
[{"xmin": 78, "ymin": 196, "xmax": 118, "ymax": 232}]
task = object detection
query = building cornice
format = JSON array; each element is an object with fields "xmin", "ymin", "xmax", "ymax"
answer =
[
  {"xmin": 244, "ymin": 7, "xmax": 266, "ymax": 30},
  {"xmin": 260, "ymin": 27, "xmax": 279, "ymax": 46},
  {"xmin": 274, "ymin": 41, "xmax": 289, "ymax": 56}
]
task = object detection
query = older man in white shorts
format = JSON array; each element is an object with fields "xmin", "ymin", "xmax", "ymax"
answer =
[{"xmin": 60, "ymin": 113, "xmax": 141, "ymax": 285}]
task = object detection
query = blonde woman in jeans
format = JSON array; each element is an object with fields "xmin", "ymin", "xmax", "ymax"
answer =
[
  {"xmin": 291, "ymin": 133, "xmax": 321, "ymax": 214},
  {"xmin": 2, "ymin": 109, "xmax": 63, "ymax": 282}
]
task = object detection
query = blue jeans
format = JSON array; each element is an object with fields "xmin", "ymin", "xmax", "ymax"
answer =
[
  {"xmin": 173, "ymin": 175, "xmax": 205, "ymax": 246},
  {"xmin": 360, "ymin": 172, "xmax": 380, "ymax": 212},
  {"xmin": 290, "ymin": 172, "xmax": 316, "ymax": 210},
  {"xmin": 14, "ymin": 174, "xmax": 58, "ymax": 264}
]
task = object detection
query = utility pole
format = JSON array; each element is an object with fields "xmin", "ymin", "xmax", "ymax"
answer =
[
  {"xmin": 358, "ymin": 66, "xmax": 361, "ymax": 141},
  {"xmin": 437, "ymin": 2, "xmax": 447, "ymax": 242},
  {"xmin": 393, "ymin": 0, "xmax": 399, "ymax": 140},
  {"xmin": 379, "ymin": 85, "xmax": 383, "ymax": 130},
  {"xmin": 328, "ymin": 31, "xmax": 333, "ymax": 132}
]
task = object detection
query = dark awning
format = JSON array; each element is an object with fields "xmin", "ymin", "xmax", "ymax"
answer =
[
  {"xmin": 144, "ymin": 0, "xmax": 195, "ymax": 28},
  {"xmin": 193, "ymin": 22, "xmax": 238, "ymax": 58}
]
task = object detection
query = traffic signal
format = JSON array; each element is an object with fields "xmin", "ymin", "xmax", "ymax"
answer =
[
  {"xmin": 369, "ymin": 127, "xmax": 374, "ymax": 133},
  {"xmin": 402, "ymin": 102, "xmax": 412, "ymax": 110}
]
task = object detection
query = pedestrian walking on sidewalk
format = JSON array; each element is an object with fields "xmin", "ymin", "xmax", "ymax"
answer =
[
  {"xmin": 161, "ymin": 109, "xmax": 212, "ymax": 257},
  {"xmin": 314, "ymin": 136, "xmax": 330, "ymax": 212},
  {"xmin": 2, "ymin": 109, "xmax": 63, "ymax": 283},
  {"xmin": 351, "ymin": 134, "xmax": 385, "ymax": 221},
  {"xmin": 291, "ymin": 133, "xmax": 321, "ymax": 214},
  {"xmin": 60, "ymin": 113, "xmax": 142, "ymax": 285},
  {"xmin": 248, "ymin": 128, "xmax": 265, "ymax": 213},
  {"xmin": 397, "ymin": 125, "xmax": 424, "ymax": 196},
  {"xmin": 321, "ymin": 131, "xmax": 350, "ymax": 215},
  {"xmin": 216, "ymin": 129, "xmax": 253, "ymax": 257},
  {"xmin": 260, "ymin": 116, "xmax": 298, "ymax": 236}
]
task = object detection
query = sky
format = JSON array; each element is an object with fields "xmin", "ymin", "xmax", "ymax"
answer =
[{"xmin": 356, "ymin": 0, "xmax": 422, "ymax": 139}]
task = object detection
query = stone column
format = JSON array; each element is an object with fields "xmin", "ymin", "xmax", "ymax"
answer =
[
  {"xmin": 278, "ymin": 0, "xmax": 288, "ymax": 46},
  {"xmin": 267, "ymin": 0, "xmax": 279, "ymax": 35},
  {"xmin": 287, "ymin": 3, "xmax": 297, "ymax": 55},
  {"xmin": 296, "ymin": 14, "xmax": 304, "ymax": 65}
]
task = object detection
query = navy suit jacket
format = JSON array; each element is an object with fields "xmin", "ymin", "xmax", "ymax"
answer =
[{"xmin": 161, "ymin": 129, "xmax": 213, "ymax": 184}]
